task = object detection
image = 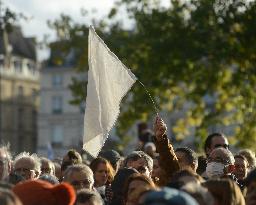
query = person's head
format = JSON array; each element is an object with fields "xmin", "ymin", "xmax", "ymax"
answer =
[
  {"xmin": 202, "ymin": 179, "xmax": 245, "ymax": 205},
  {"xmin": 124, "ymin": 151, "xmax": 153, "ymax": 177},
  {"xmin": 63, "ymin": 164, "xmax": 94, "ymax": 192},
  {"xmin": 12, "ymin": 180, "xmax": 76, "ymax": 205},
  {"xmin": 175, "ymin": 147, "xmax": 198, "ymax": 172},
  {"xmin": 204, "ymin": 133, "xmax": 229, "ymax": 157},
  {"xmin": 90, "ymin": 157, "xmax": 115, "ymax": 187},
  {"xmin": 61, "ymin": 149, "xmax": 82, "ymax": 173},
  {"xmin": 0, "ymin": 145, "xmax": 12, "ymax": 181},
  {"xmin": 99, "ymin": 150, "xmax": 121, "ymax": 172},
  {"xmin": 40, "ymin": 157, "xmax": 55, "ymax": 176},
  {"xmin": 127, "ymin": 185, "xmax": 156, "ymax": 205},
  {"xmin": 75, "ymin": 189, "xmax": 103, "ymax": 205},
  {"xmin": 111, "ymin": 168, "xmax": 139, "ymax": 205},
  {"xmin": 123, "ymin": 173, "xmax": 155, "ymax": 205},
  {"xmin": 143, "ymin": 142, "xmax": 156, "ymax": 158},
  {"xmin": 39, "ymin": 174, "xmax": 59, "ymax": 185},
  {"xmin": 0, "ymin": 187, "xmax": 22, "ymax": 205},
  {"xmin": 181, "ymin": 183, "xmax": 214, "ymax": 205},
  {"xmin": 233, "ymin": 154, "xmax": 249, "ymax": 181},
  {"xmin": 13, "ymin": 152, "xmax": 41, "ymax": 180},
  {"xmin": 168, "ymin": 169, "xmax": 204, "ymax": 189},
  {"xmin": 143, "ymin": 187, "xmax": 199, "ymax": 205},
  {"xmin": 239, "ymin": 149, "xmax": 256, "ymax": 171},
  {"xmin": 206, "ymin": 147, "xmax": 235, "ymax": 179}
]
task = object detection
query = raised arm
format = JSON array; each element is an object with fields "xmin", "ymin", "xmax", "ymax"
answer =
[{"xmin": 154, "ymin": 116, "xmax": 180, "ymax": 186}]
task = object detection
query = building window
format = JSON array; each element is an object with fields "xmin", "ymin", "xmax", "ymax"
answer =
[
  {"xmin": 52, "ymin": 96, "xmax": 63, "ymax": 114},
  {"xmin": 14, "ymin": 60, "xmax": 22, "ymax": 73},
  {"xmin": 18, "ymin": 108, "xmax": 24, "ymax": 129},
  {"xmin": 17, "ymin": 86, "xmax": 24, "ymax": 97},
  {"xmin": 52, "ymin": 75, "xmax": 62, "ymax": 87},
  {"xmin": 31, "ymin": 88, "xmax": 37, "ymax": 102},
  {"xmin": 32, "ymin": 109, "xmax": 37, "ymax": 130},
  {"xmin": 27, "ymin": 62, "xmax": 37, "ymax": 76},
  {"xmin": 51, "ymin": 125, "xmax": 63, "ymax": 146}
]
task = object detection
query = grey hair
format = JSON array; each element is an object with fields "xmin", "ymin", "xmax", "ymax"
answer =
[
  {"xmin": 75, "ymin": 188, "xmax": 103, "ymax": 205},
  {"xmin": 124, "ymin": 151, "xmax": 153, "ymax": 172},
  {"xmin": 0, "ymin": 144, "xmax": 12, "ymax": 162},
  {"xmin": 14, "ymin": 152, "xmax": 41, "ymax": 173},
  {"xmin": 40, "ymin": 157, "xmax": 55, "ymax": 175},
  {"xmin": 63, "ymin": 164, "xmax": 94, "ymax": 185},
  {"xmin": 239, "ymin": 149, "xmax": 256, "ymax": 169},
  {"xmin": 211, "ymin": 147, "xmax": 235, "ymax": 165},
  {"xmin": 136, "ymin": 151, "xmax": 153, "ymax": 172}
]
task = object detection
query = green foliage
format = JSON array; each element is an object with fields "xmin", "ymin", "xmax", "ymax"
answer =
[{"xmin": 48, "ymin": 0, "xmax": 256, "ymax": 152}]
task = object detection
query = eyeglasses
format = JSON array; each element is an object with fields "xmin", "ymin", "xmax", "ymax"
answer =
[
  {"xmin": 214, "ymin": 144, "xmax": 229, "ymax": 149},
  {"xmin": 71, "ymin": 179, "xmax": 92, "ymax": 188},
  {"xmin": 41, "ymin": 167, "xmax": 52, "ymax": 174},
  {"xmin": 137, "ymin": 166, "xmax": 147, "ymax": 174},
  {"xmin": 207, "ymin": 156, "xmax": 230, "ymax": 165},
  {"xmin": 14, "ymin": 167, "xmax": 35, "ymax": 174}
]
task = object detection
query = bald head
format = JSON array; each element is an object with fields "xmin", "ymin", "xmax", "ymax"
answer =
[{"xmin": 208, "ymin": 147, "xmax": 234, "ymax": 165}]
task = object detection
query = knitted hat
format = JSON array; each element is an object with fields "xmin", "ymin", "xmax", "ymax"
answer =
[{"xmin": 13, "ymin": 180, "xmax": 76, "ymax": 205}]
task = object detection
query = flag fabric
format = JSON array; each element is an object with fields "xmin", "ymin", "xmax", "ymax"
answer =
[
  {"xmin": 83, "ymin": 26, "xmax": 137, "ymax": 158},
  {"xmin": 47, "ymin": 142, "xmax": 54, "ymax": 160}
]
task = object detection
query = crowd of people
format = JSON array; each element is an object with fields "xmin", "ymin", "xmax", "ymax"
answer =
[{"xmin": 0, "ymin": 116, "xmax": 256, "ymax": 205}]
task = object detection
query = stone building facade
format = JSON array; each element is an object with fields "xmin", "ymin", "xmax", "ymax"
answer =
[{"xmin": 0, "ymin": 27, "xmax": 39, "ymax": 153}]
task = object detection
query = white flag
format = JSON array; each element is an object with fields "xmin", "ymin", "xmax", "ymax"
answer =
[{"xmin": 83, "ymin": 26, "xmax": 137, "ymax": 158}]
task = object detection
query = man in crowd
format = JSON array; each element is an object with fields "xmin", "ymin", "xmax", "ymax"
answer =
[
  {"xmin": 175, "ymin": 147, "xmax": 198, "ymax": 172},
  {"xmin": 40, "ymin": 157, "xmax": 55, "ymax": 176},
  {"xmin": 204, "ymin": 133, "xmax": 229, "ymax": 157},
  {"xmin": 13, "ymin": 152, "xmax": 41, "ymax": 180},
  {"xmin": 233, "ymin": 154, "xmax": 249, "ymax": 187},
  {"xmin": 205, "ymin": 147, "xmax": 236, "ymax": 181},
  {"xmin": 123, "ymin": 151, "xmax": 153, "ymax": 177},
  {"xmin": 63, "ymin": 164, "xmax": 94, "ymax": 192}
]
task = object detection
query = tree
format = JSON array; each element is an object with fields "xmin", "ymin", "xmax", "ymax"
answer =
[{"xmin": 48, "ymin": 0, "xmax": 256, "ymax": 152}]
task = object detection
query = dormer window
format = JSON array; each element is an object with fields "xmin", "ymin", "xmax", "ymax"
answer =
[
  {"xmin": 14, "ymin": 60, "xmax": 22, "ymax": 73},
  {"xmin": 27, "ymin": 62, "xmax": 37, "ymax": 76}
]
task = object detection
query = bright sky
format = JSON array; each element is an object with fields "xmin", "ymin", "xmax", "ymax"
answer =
[{"xmin": 5, "ymin": 0, "xmax": 170, "ymax": 60}]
